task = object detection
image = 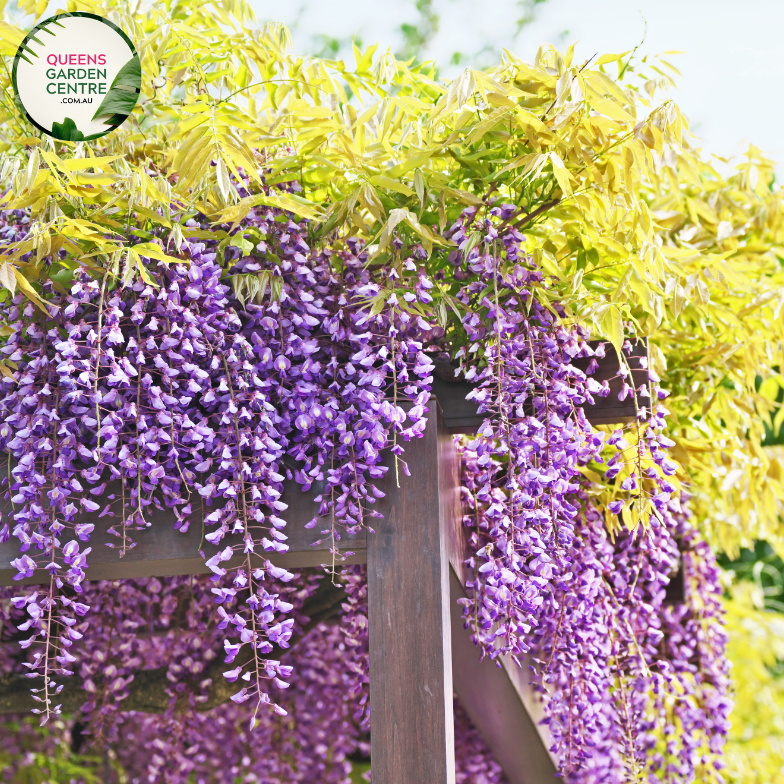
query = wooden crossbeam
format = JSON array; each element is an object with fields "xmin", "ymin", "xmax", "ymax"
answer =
[
  {"xmin": 0, "ymin": 477, "xmax": 366, "ymax": 586},
  {"xmin": 433, "ymin": 338, "xmax": 648, "ymax": 433}
]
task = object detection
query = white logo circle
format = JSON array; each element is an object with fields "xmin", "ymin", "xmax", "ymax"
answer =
[{"xmin": 13, "ymin": 13, "xmax": 140, "ymax": 141}]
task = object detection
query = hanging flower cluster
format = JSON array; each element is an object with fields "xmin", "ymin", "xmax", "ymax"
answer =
[
  {"xmin": 447, "ymin": 205, "xmax": 731, "ymax": 782},
  {"xmin": 647, "ymin": 505, "xmax": 732, "ymax": 784},
  {"xmin": 0, "ymin": 564, "xmax": 507, "ymax": 783},
  {"xmin": 104, "ymin": 567, "xmax": 373, "ymax": 784},
  {"xmin": 446, "ymin": 205, "xmax": 607, "ymax": 662},
  {"xmin": 0, "ymin": 567, "xmax": 371, "ymax": 783}
]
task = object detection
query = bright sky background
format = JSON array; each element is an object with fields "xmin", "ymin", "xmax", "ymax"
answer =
[{"xmin": 251, "ymin": 0, "xmax": 783, "ymax": 167}]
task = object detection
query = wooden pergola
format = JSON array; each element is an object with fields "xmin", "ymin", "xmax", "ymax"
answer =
[{"xmin": 0, "ymin": 343, "xmax": 646, "ymax": 784}]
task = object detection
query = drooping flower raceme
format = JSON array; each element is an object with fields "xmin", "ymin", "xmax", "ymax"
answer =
[{"xmin": 443, "ymin": 206, "xmax": 729, "ymax": 783}]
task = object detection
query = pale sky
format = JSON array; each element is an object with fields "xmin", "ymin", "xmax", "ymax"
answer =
[{"xmin": 251, "ymin": 0, "xmax": 784, "ymax": 168}]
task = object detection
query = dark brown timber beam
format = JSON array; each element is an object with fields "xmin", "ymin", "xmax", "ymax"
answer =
[
  {"xmin": 0, "ymin": 477, "xmax": 366, "ymax": 586},
  {"xmin": 432, "ymin": 338, "xmax": 648, "ymax": 433}
]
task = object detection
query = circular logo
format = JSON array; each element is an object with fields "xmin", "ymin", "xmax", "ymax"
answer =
[{"xmin": 12, "ymin": 13, "xmax": 141, "ymax": 141}]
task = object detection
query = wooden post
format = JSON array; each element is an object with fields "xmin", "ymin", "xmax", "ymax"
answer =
[{"xmin": 367, "ymin": 404, "xmax": 458, "ymax": 784}]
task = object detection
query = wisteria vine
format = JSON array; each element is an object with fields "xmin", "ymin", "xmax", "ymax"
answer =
[{"xmin": 0, "ymin": 196, "xmax": 730, "ymax": 782}]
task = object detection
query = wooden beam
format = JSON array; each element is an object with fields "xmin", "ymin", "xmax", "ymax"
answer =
[
  {"xmin": 433, "ymin": 338, "xmax": 649, "ymax": 433},
  {"xmin": 0, "ymin": 478, "xmax": 366, "ymax": 586},
  {"xmin": 367, "ymin": 404, "xmax": 457, "ymax": 784},
  {"xmin": 571, "ymin": 338, "xmax": 648, "ymax": 426}
]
